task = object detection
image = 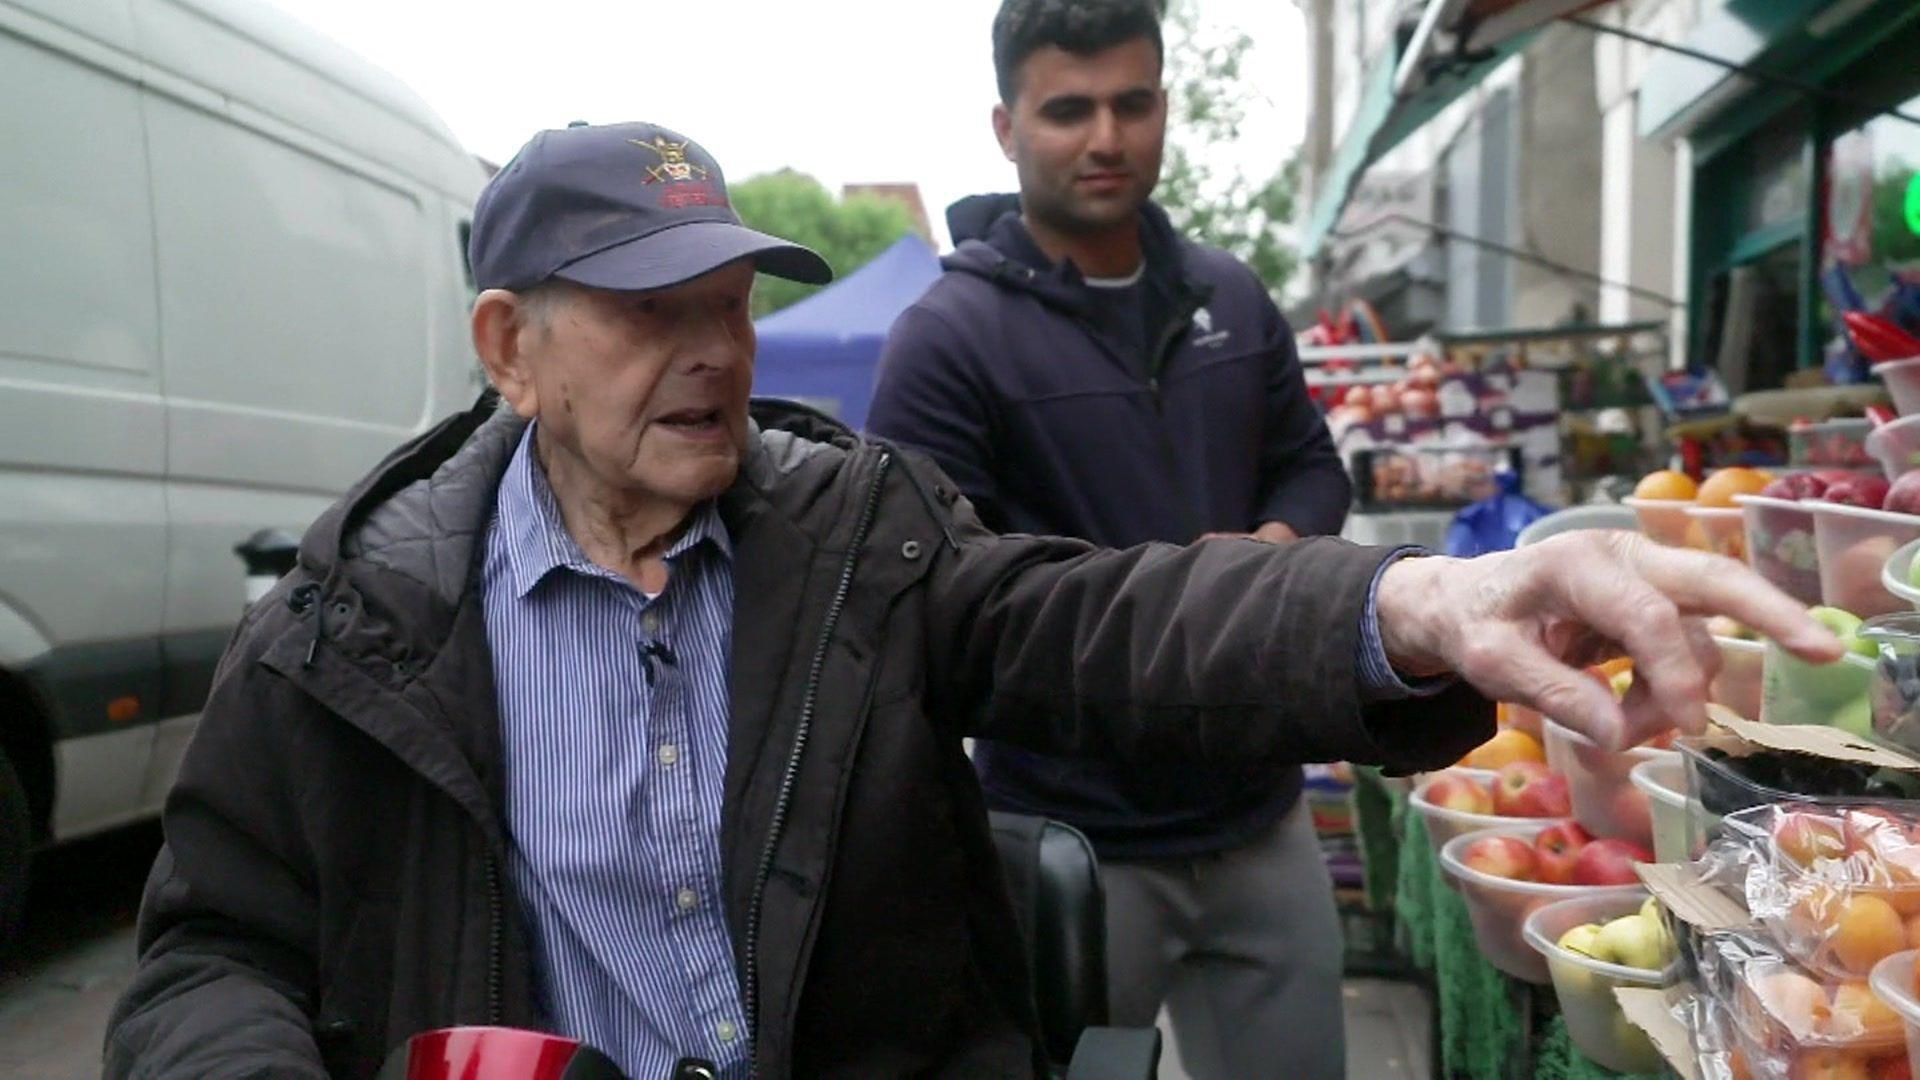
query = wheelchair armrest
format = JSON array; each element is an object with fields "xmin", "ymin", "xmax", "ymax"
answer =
[{"xmin": 1063, "ymin": 1026, "xmax": 1161, "ymax": 1080}]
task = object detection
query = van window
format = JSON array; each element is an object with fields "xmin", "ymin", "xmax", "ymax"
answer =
[
  {"xmin": 143, "ymin": 96, "xmax": 429, "ymax": 428},
  {"xmin": 0, "ymin": 30, "xmax": 158, "ymax": 377}
]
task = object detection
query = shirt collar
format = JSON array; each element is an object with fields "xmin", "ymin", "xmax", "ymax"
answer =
[{"xmin": 497, "ymin": 423, "xmax": 732, "ymax": 600}]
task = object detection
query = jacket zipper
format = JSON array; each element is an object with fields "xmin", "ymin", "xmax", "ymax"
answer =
[
  {"xmin": 740, "ymin": 451, "xmax": 892, "ymax": 1075},
  {"xmin": 1146, "ymin": 288, "xmax": 1205, "ymax": 409}
]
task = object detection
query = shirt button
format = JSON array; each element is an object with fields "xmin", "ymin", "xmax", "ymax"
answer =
[
  {"xmin": 642, "ymin": 609, "xmax": 662, "ymax": 634},
  {"xmin": 715, "ymin": 1020, "xmax": 739, "ymax": 1043},
  {"xmin": 658, "ymin": 743, "xmax": 680, "ymax": 766},
  {"xmin": 676, "ymin": 887, "xmax": 698, "ymax": 912}
]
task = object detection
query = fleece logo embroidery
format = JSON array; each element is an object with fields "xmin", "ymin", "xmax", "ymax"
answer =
[{"xmin": 1191, "ymin": 306, "xmax": 1230, "ymax": 348}]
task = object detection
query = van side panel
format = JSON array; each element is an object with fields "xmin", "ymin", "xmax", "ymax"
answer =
[{"xmin": 0, "ymin": 6, "xmax": 165, "ymax": 834}]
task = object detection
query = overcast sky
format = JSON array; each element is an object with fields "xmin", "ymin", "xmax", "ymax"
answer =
[{"xmin": 261, "ymin": 0, "xmax": 1309, "ymax": 249}]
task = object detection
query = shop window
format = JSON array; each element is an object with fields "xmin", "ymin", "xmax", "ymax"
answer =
[{"xmin": 1822, "ymin": 90, "xmax": 1920, "ymax": 315}]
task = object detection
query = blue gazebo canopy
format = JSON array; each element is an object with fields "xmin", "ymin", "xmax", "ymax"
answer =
[{"xmin": 753, "ymin": 234, "xmax": 943, "ymax": 428}]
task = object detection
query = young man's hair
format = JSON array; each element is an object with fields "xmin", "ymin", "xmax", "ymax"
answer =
[{"xmin": 991, "ymin": 0, "xmax": 1164, "ymax": 105}]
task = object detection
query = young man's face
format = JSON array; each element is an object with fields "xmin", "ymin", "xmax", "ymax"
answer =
[{"xmin": 995, "ymin": 36, "xmax": 1167, "ymax": 236}]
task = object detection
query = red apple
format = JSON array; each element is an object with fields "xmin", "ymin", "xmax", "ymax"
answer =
[
  {"xmin": 1887, "ymin": 471, "xmax": 1920, "ymax": 516},
  {"xmin": 1493, "ymin": 761, "xmax": 1572, "ymax": 818},
  {"xmin": 1401, "ymin": 388, "xmax": 1438, "ymax": 417},
  {"xmin": 1460, "ymin": 834, "xmax": 1538, "ymax": 881},
  {"xmin": 1571, "ymin": 838, "xmax": 1653, "ymax": 885},
  {"xmin": 1533, "ymin": 821, "xmax": 1593, "ymax": 884},
  {"xmin": 1424, "ymin": 773, "xmax": 1494, "ymax": 815},
  {"xmin": 1825, "ymin": 474, "xmax": 1891, "ymax": 509},
  {"xmin": 1763, "ymin": 473, "xmax": 1830, "ymax": 502}
]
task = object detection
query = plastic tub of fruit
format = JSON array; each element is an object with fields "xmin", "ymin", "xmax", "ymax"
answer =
[
  {"xmin": 1409, "ymin": 771, "xmax": 1572, "ymax": 854},
  {"xmin": 1879, "ymin": 358, "xmax": 1920, "ymax": 417},
  {"xmin": 1795, "ymin": 418, "xmax": 1877, "ymax": 471},
  {"xmin": 1623, "ymin": 496, "xmax": 1694, "ymax": 548},
  {"xmin": 1868, "ymin": 415, "xmax": 1920, "ymax": 480},
  {"xmin": 1686, "ymin": 504, "xmax": 1749, "ymax": 560},
  {"xmin": 1884, "ymin": 537, "xmax": 1920, "ymax": 612},
  {"xmin": 1522, "ymin": 890, "xmax": 1670, "ymax": 1073},
  {"xmin": 1439, "ymin": 824, "xmax": 1645, "ymax": 983},
  {"xmin": 1812, "ymin": 500, "xmax": 1920, "ymax": 619},
  {"xmin": 1737, "ymin": 494, "xmax": 1824, "ymax": 605},
  {"xmin": 1543, "ymin": 719, "xmax": 1673, "ymax": 849},
  {"xmin": 1869, "ymin": 951, "xmax": 1920, "ymax": 1080},
  {"xmin": 1677, "ymin": 735, "xmax": 1920, "ymax": 856},
  {"xmin": 1761, "ymin": 640, "xmax": 1877, "ymax": 729},
  {"xmin": 1723, "ymin": 805, "xmax": 1920, "ymax": 981},
  {"xmin": 1713, "ymin": 635, "xmax": 1766, "ymax": 720},
  {"xmin": 1710, "ymin": 954, "xmax": 1910, "ymax": 1078},
  {"xmin": 1629, "ymin": 756, "xmax": 1693, "ymax": 864}
]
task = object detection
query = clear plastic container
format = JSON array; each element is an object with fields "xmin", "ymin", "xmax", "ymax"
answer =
[
  {"xmin": 1689, "ymin": 504, "xmax": 1749, "ymax": 560},
  {"xmin": 1720, "ymin": 805, "xmax": 1920, "ymax": 981},
  {"xmin": 1863, "ymin": 612, "xmax": 1920, "ymax": 759},
  {"xmin": 1624, "ymin": 496, "xmax": 1695, "ymax": 548},
  {"xmin": 1713, "ymin": 636, "xmax": 1766, "ymax": 720},
  {"xmin": 1737, "ymin": 494, "xmax": 1823, "ymax": 606},
  {"xmin": 1683, "ymin": 736, "xmax": 1855, "ymax": 856},
  {"xmin": 1795, "ymin": 418, "xmax": 1877, "ymax": 470},
  {"xmin": 1761, "ymin": 642, "xmax": 1876, "ymax": 729},
  {"xmin": 1811, "ymin": 500, "xmax": 1920, "ymax": 618},
  {"xmin": 1544, "ymin": 719, "xmax": 1672, "ymax": 848},
  {"xmin": 1630, "ymin": 756, "xmax": 1693, "ymax": 864},
  {"xmin": 1867, "ymin": 415, "xmax": 1920, "ymax": 480},
  {"xmin": 1409, "ymin": 773, "xmax": 1572, "ymax": 854},
  {"xmin": 1884, "ymin": 537, "xmax": 1920, "ymax": 612},
  {"xmin": 1879, "ymin": 358, "xmax": 1920, "ymax": 417},
  {"xmin": 1869, "ymin": 951, "xmax": 1920, "ymax": 1080},
  {"xmin": 1438, "ymin": 824, "xmax": 1641, "ymax": 983},
  {"xmin": 1522, "ymin": 890, "xmax": 1669, "ymax": 1074}
]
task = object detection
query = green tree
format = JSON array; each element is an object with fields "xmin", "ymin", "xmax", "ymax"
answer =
[
  {"xmin": 730, "ymin": 170, "xmax": 917, "ymax": 318},
  {"xmin": 1157, "ymin": 0, "xmax": 1300, "ymax": 294}
]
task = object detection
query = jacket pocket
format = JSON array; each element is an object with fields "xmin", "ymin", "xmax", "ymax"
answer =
[{"xmin": 316, "ymin": 896, "xmax": 398, "ymax": 1078}]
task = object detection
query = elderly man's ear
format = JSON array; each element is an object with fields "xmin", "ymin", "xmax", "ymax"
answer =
[{"xmin": 473, "ymin": 289, "xmax": 540, "ymax": 418}]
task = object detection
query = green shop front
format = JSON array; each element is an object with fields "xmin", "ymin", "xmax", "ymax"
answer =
[{"xmin": 1640, "ymin": 0, "xmax": 1920, "ymax": 393}]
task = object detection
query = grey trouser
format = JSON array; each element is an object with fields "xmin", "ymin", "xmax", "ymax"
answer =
[{"xmin": 1102, "ymin": 800, "xmax": 1346, "ymax": 1079}]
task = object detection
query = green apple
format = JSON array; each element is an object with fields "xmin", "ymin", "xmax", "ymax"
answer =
[
  {"xmin": 1832, "ymin": 692, "xmax": 1875, "ymax": 737},
  {"xmin": 1639, "ymin": 897, "xmax": 1661, "ymax": 924},
  {"xmin": 1593, "ymin": 913, "xmax": 1669, "ymax": 971},
  {"xmin": 1558, "ymin": 923, "xmax": 1603, "ymax": 958},
  {"xmin": 1770, "ymin": 606, "xmax": 1875, "ymax": 710}
]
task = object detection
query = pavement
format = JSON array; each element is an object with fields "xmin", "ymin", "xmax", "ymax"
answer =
[{"xmin": 0, "ymin": 823, "xmax": 1436, "ymax": 1079}]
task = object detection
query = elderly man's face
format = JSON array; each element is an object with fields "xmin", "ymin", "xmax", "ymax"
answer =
[{"xmin": 496, "ymin": 260, "xmax": 757, "ymax": 507}]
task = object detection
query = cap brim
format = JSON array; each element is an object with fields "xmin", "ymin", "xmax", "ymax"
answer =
[{"xmin": 551, "ymin": 220, "xmax": 832, "ymax": 293}]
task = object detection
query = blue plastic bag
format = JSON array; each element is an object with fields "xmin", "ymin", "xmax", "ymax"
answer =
[{"xmin": 1444, "ymin": 472, "xmax": 1552, "ymax": 557}]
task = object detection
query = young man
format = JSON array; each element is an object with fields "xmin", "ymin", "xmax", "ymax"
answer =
[
  {"xmin": 106, "ymin": 119, "xmax": 1831, "ymax": 1080},
  {"xmin": 865, "ymin": 2, "xmax": 1362, "ymax": 1075}
]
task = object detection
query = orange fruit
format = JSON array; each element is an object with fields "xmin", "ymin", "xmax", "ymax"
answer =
[
  {"xmin": 1461, "ymin": 728, "xmax": 1545, "ymax": 770},
  {"xmin": 1830, "ymin": 894, "xmax": 1907, "ymax": 974},
  {"xmin": 1696, "ymin": 467, "xmax": 1774, "ymax": 508},
  {"xmin": 1634, "ymin": 469, "xmax": 1698, "ymax": 501}
]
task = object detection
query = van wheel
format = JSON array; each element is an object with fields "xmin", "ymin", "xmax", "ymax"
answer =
[{"xmin": 0, "ymin": 745, "xmax": 29, "ymax": 951}]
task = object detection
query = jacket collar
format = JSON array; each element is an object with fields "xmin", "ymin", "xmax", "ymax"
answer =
[{"xmin": 940, "ymin": 198, "xmax": 1203, "ymax": 314}]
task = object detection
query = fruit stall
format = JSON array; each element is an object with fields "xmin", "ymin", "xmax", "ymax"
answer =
[{"xmin": 1348, "ymin": 351, "xmax": 1920, "ymax": 1078}]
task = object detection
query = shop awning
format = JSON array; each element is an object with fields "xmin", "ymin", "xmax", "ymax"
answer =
[{"xmin": 1300, "ymin": 0, "xmax": 1614, "ymax": 256}]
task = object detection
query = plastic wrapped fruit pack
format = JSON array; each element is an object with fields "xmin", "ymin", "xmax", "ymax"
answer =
[
  {"xmin": 1713, "ymin": 805, "xmax": 1920, "ymax": 981},
  {"xmin": 1688, "ymin": 929, "xmax": 1910, "ymax": 1079}
]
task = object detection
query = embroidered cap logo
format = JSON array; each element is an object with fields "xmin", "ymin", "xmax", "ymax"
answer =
[{"xmin": 630, "ymin": 136, "xmax": 710, "ymax": 185}]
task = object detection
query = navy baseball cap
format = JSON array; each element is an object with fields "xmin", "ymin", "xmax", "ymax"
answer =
[{"xmin": 468, "ymin": 121, "xmax": 831, "ymax": 293}]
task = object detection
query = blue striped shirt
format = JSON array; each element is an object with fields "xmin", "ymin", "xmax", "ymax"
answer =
[{"xmin": 482, "ymin": 424, "xmax": 748, "ymax": 1079}]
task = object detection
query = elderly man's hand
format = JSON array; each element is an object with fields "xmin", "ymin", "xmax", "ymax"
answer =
[{"xmin": 1375, "ymin": 531, "xmax": 1846, "ymax": 750}]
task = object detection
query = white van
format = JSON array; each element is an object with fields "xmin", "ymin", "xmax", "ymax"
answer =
[{"xmin": 0, "ymin": 0, "xmax": 486, "ymax": 941}]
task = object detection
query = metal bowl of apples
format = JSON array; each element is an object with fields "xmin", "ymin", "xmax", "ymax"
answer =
[
  {"xmin": 1438, "ymin": 824, "xmax": 1650, "ymax": 984},
  {"xmin": 1522, "ymin": 890, "xmax": 1673, "ymax": 1074},
  {"xmin": 1410, "ymin": 764, "xmax": 1574, "ymax": 854},
  {"xmin": 1543, "ymin": 718, "xmax": 1675, "ymax": 853}
]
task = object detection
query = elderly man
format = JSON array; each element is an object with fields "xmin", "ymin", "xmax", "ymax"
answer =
[{"xmin": 106, "ymin": 122, "xmax": 1836, "ymax": 1080}]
